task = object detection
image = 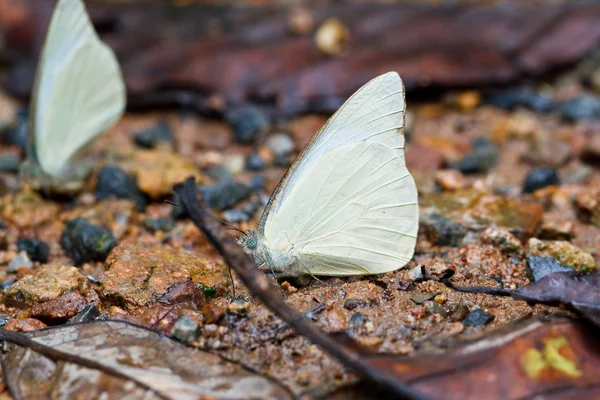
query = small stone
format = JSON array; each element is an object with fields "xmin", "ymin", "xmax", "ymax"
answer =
[
  {"xmin": 5, "ymin": 264, "xmax": 90, "ymax": 309},
  {"xmin": 449, "ymin": 304, "xmax": 470, "ymax": 322},
  {"xmin": 0, "ymin": 152, "xmax": 20, "ymax": 173},
  {"xmin": 525, "ymin": 238, "xmax": 595, "ymax": 271},
  {"xmin": 248, "ymin": 175, "xmax": 266, "ymax": 192},
  {"xmin": 203, "ymin": 323, "xmax": 218, "ymax": 337},
  {"xmin": 60, "ymin": 218, "xmax": 117, "ymax": 264},
  {"xmin": 265, "ymin": 133, "xmax": 296, "ymax": 158},
  {"xmin": 119, "ymin": 149, "xmax": 202, "ymax": 199},
  {"xmin": 451, "ymin": 139, "xmax": 498, "ymax": 174},
  {"xmin": 200, "ymin": 179, "xmax": 253, "ymax": 211},
  {"xmin": 479, "ymin": 227, "xmax": 522, "ymax": 254},
  {"xmin": 561, "ymin": 94, "xmax": 600, "ymax": 122},
  {"xmin": 343, "ymin": 299, "xmax": 366, "ymax": 310},
  {"xmin": 7, "ymin": 251, "xmax": 33, "ymax": 273},
  {"xmin": 408, "ymin": 264, "xmax": 427, "ymax": 282},
  {"xmin": 4, "ymin": 318, "xmax": 47, "ymax": 332},
  {"xmin": 17, "ymin": 238, "xmax": 49, "ymax": 263},
  {"xmin": 171, "ymin": 315, "xmax": 201, "ymax": 343},
  {"xmin": 424, "ymin": 301, "xmax": 447, "ymax": 318},
  {"xmin": 348, "ymin": 312, "xmax": 365, "ymax": 330},
  {"xmin": 574, "ymin": 187, "xmax": 600, "ymax": 226},
  {"xmin": 0, "ymin": 191, "xmax": 60, "ymax": 228},
  {"xmin": 30, "ymin": 291, "xmax": 87, "ymax": 320},
  {"xmin": 315, "ymin": 17, "xmax": 350, "ymax": 56},
  {"xmin": 522, "ymin": 167, "xmax": 560, "ymax": 193},
  {"xmin": 288, "ymin": 7, "xmax": 314, "ymax": 35},
  {"xmin": 486, "ymin": 88, "xmax": 554, "ymax": 113},
  {"xmin": 143, "ymin": 217, "xmax": 176, "ymax": 233},
  {"xmin": 463, "ymin": 309, "xmax": 494, "ymax": 326},
  {"xmin": 410, "ymin": 292, "xmax": 437, "ymax": 304},
  {"xmin": 246, "ymin": 152, "xmax": 267, "ymax": 170},
  {"xmin": 226, "ymin": 106, "xmax": 269, "ymax": 144},
  {"xmin": 68, "ymin": 304, "xmax": 105, "ymax": 324},
  {"xmin": 133, "ymin": 121, "xmax": 174, "ymax": 149},
  {"xmin": 222, "ymin": 209, "xmax": 251, "ymax": 223},
  {"xmin": 327, "ymin": 309, "xmax": 347, "ymax": 331},
  {"xmin": 538, "ymin": 220, "xmax": 575, "ymax": 241},
  {"xmin": 421, "ymin": 213, "xmax": 466, "ymax": 247},
  {"xmin": 581, "ymin": 135, "xmax": 600, "ymax": 165},
  {"xmin": 525, "ymin": 256, "xmax": 574, "ymax": 282},
  {"xmin": 435, "ymin": 169, "xmax": 466, "ymax": 191},
  {"xmin": 525, "ymin": 139, "xmax": 572, "ymax": 168},
  {"xmin": 434, "ymin": 294, "xmax": 447, "ymax": 304},
  {"xmin": 0, "ymin": 314, "xmax": 11, "ymax": 328},
  {"xmin": 95, "ymin": 166, "xmax": 147, "ymax": 211},
  {"xmin": 1, "ymin": 107, "xmax": 27, "ymax": 151},
  {"xmin": 227, "ymin": 299, "xmax": 251, "ymax": 314}
]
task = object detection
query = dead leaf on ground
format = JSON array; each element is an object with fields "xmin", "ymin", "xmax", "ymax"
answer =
[
  {"xmin": 329, "ymin": 318, "xmax": 600, "ymax": 400},
  {"xmin": 1, "ymin": 320, "xmax": 293, "ymax": 400},
  {"xmin": 442, "ymin": 271, "xmax": 600, "ymax": 326}
]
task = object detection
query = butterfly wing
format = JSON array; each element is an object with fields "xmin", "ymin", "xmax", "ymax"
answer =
[
  {"xmin": 261, "ymin": 72, "xmax": 418, "ymax": 275},
  {"xmin": 28, "ymin": 0, "xmax": 126, "ymax": 178}
]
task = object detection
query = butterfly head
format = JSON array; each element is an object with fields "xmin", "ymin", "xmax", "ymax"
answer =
[{"xmin": 238, "ymin": 231, "xmax": 259, "ymax": 254}]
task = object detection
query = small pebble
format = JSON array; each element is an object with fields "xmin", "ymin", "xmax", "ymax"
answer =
[
  {"xmin": 60, "ymin": 218, "xmax": 117, "ymax": 264},
  {"xmin": 408, "ymin": 264, "xmax": 427, "ymax": 282},
  {"xmin": 0, "ymin": 153, "xmax": 20, "ymax": 173},
  {"xmin": 315, "ymin": 17, "xmax": 350, "ymax": 56},
  {"xmin": 421, "ymin": 213, "xmax": 467, "ymax": 246},
  {"xmin": 246, "ymin": 152, "xmax": 267, "ymax": 170},
  {"xmin": 226, "ymin": 106, "xmax": 269, "ymax": 144},
  {"xmin": 343, "ymin": 299, "xmax": 366, "ymax": 310},
  {"xmin": 200, "ymin": 179, "xmax": 253, "ymax": 211},
  {"xmin": 143, "ymin": 217, "xmax": 176, "ymax": 233},
  {"xmin": 479, "ymin": 226, "xmax": 522, "ymax": 254},
  {"xmin": 203, "ymin": 323, "xmax": 218, "ymax": 337},
  {"xmin": 451, "ymin": 138, "xmax": 498, "ymax": 174},
  {"xmin": 7, "ymin": 251, "xmax": 33, "ymax": 273},
  {"xmin": 410, "ymin": 292, "xmax": 437, "ymax": 304},
  {"xmin": 485, "ymin": 88, "xmax": 554, "ymax": 113},
  {"xmin": 424, "ymin": 301, "xmax": 447, "ymax": 318},
  {"xmin": 223, "ymin": 209, "xmax": 251, "ymax": 223},
  {"xmin": 538, "ymin": 220, "xmax": 575, "ymax": 241},
  {"xmin": 171, "ymin": 315, "xmax": 201, "ymax": 343},
  {"xmin": 449, "ymin": 304, "xmax": 470, "ymax": 322},
  {"xmin": 0, "ymin": 314, "xmax": 11, "ymax": 328},
  {"xmin": 68, "ymin": 305, "xmax": 105, "ymax": 324},
  {"xmin": 1, "ymin": 107, "xmax": 27, "ymax": 150},
  {"xmin": 17, "ymin": 238, "xmax": 49, "ymax": 263},
  {"xmin": 95, "ymin": 166, "xmax": 147, "ymax": 211},
  {"xmin": 435, "ymin": 169, "xmax": 466, "ymax": 191},
  {"xmin": 463, "ymin": 309, "xmax": 494, "ymax": 326},
  {"xmin": 133, "ymin": 121, "xmax": 174, "ymax": 149},
  {"xmin": 525, "ymin": 256, "xmax": 574, "ymax": 282},
  {"xmin": 561, "ymin": 94, "xmax": 600, "ymax": 122},
  {"xmin": 227, "ymin": 299, "xmax": 251, "ymax": 314},
  {"xmin": 265, "ymin": 133, "xmax": 295, "ymax": 158},
  {"xmin": 522, "ymin": 167, "xmax": 559, "ymax": 193}
]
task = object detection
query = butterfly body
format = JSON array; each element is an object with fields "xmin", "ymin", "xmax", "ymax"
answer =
[{"xmin": 240, "ymin": 73, "xmax": 419, "ymax": 278}]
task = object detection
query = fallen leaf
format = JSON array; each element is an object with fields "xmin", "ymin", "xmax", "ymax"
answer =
[
  {"xmin": 1, "ymin": 320, "xmax": 293, "ymax": 400},
  {"xmin": 330, "ymin": 318, "xmax": 600, "ymax": 400},
  {"xmin": 442, "ymin": 270, "xmax": 600, "ymax": 326}
]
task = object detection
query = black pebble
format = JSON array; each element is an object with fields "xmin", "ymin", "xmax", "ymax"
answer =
[
  {"xmin": 200, "ymin": 180, "xmax": 253, "ymax": 211},
  {"xmin": 143, "ymin": 217, "xmax": 176, "ymax": 233},
  {"xmin": 525, "ymin": 256, "xmax": 573, "ymax": 282},
  {"xmin": 226, "ymin": 106, "xmax": 269, "ymax": 144},
  {"xmin": 68, "ymin": 304, "xmax": 105, "ymax": 324},
  {"xmin": 60, "ymin": 218, "xmax": 117, "ymax": 264},
  {"xmin": 561, "ymin": 95, "xmax": 600, "ymax": 122},
  {"xmin": 0, "ymin": 153, "xmax": 21, "ymax": 173},
  {"xmin": 463, "ymin": 308, "xmax": 494, "ymax": 326},
  {"xmin": 451, "ymin": 138, "xmax": 499, "ymax": 174},
  {"xmin": 522, "ymin": 167, "xmax": 559, "ymax": 193},
  {"xmin": 133, "ymin": 121, "xmax": 174, "ymax": 149},
  {"xmin": 17, "ymin": 238, "xmax": 49, "ymax": 263},
  {"xmin": 421, "ymin": 213, "xmax": 466, "ymax": 246},
  {"xmin": 246, "ymin": 152, "xmax": 267, "ymax": 170},
  {"xmin": 95, "ymin": 166, "xmax": 147, "ymax": 211},
  {"xmin": 485, "ymin": 88, "xmax": 554, "ymax": 113},
  {"xmin": 343, "ymin": 299, "xmax": 366, "ymax": 310},
  {"xmin": 0, "ymin": 107, "xmax": 28, "ymax": 151}
]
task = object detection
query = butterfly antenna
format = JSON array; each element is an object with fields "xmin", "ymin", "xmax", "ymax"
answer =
[
  {"xmin": 165, "ymin": 199, "xmax": 182, "ymax": 207},
  {"xmin": 300, "ymin": 261, "xmax": 324, "ymax": 285}
]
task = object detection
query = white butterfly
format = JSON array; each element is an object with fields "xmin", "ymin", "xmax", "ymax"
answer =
[
  {"xmin": 239, "ymin": 72, "xmax": 419, "ymax": 279},
  {"xmin": 20, "ymin": 0, "xmax": 126, "ymax": 188}
]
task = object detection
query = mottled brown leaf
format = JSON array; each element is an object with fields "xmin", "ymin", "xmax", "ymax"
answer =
[
  {"xmin": 332, "ymin": 319, "xmax": 600, "ymax": 400},
  {"xmin": 1, "ymin": 320, "xmax": 293, "ymax": 400}
]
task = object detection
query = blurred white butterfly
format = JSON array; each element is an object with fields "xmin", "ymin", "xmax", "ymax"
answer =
[
  {"xmin": 20, "ymin": 0, "xmax": 126, "ymax": 189},
  {"xmin": 239, "ymin": 72, "xmax": 419, "ymax": 279}
]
